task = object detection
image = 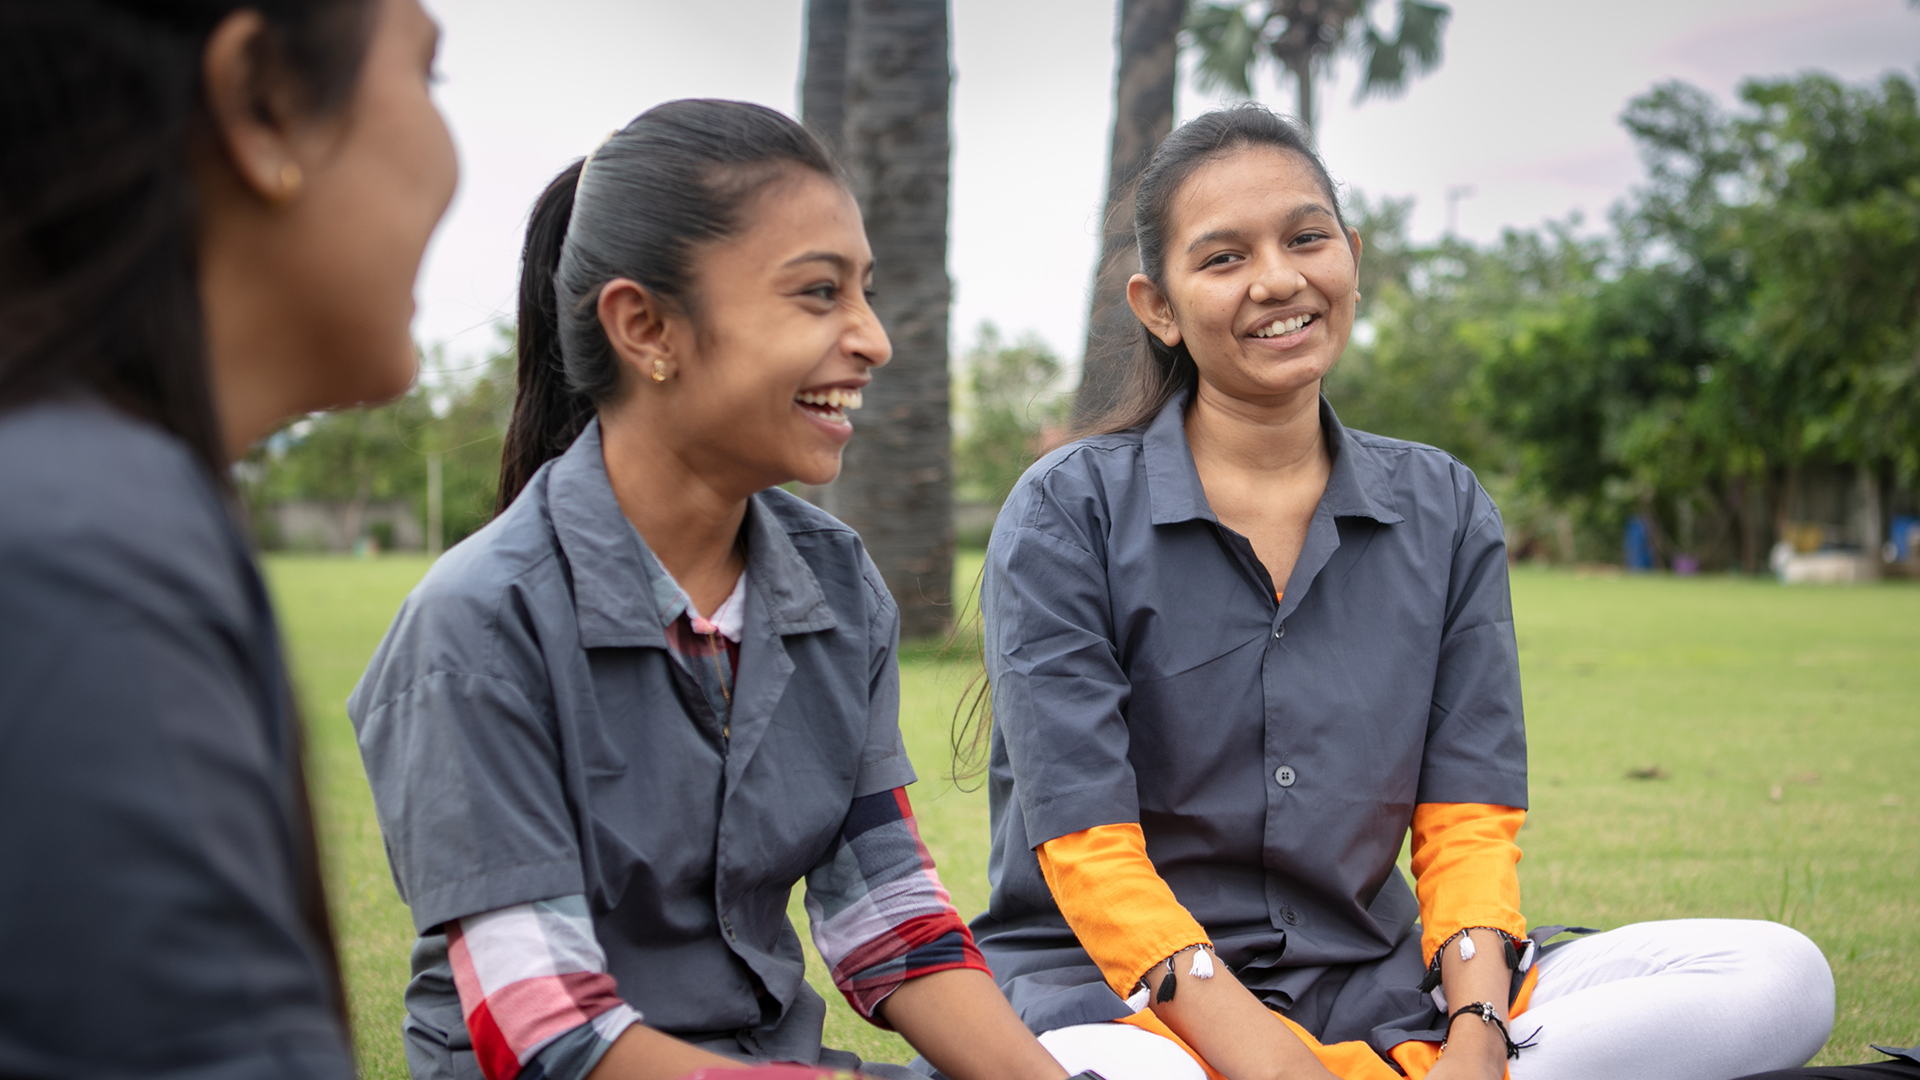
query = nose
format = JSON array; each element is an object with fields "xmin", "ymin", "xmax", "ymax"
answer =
[
  {"xmin": 1248, "ymin": 249, "xmax": 1308, "ymax": 305},
  {"xmin": 849, "ymin": 295, "xmax": 893, "ymax": 369}
]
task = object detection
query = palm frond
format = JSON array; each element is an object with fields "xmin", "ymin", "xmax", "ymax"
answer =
[
  {"xmin": 1185, "ymin": 2, "xmax": 1262, "ymax": 99},
  {"xmin": 1353, "ymin": 0, "xmax": 1449, "ymax": 103}
]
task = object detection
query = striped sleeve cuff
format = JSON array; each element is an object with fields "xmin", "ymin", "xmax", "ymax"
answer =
[
  {"xmin": 448, "ymin": 895, "xmax": 641, "ymax": 1080},
  {"xmin": 804, "ymin": 788, "xmax": 991, "ymax": 1027}
]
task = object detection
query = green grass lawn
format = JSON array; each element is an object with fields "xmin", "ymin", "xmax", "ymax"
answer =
[{"xmin": 265, "ymin": 555, "xmax": 1919, "ymax": 1076}]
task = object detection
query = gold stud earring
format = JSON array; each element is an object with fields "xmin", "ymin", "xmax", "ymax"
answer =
[
  {"xmin": 278, "ymin": 162, "xmax": 303, "ymax": 196},
  {"xmin": 650, "ymin": 358, "xmax": 668, "ymax": 383}
]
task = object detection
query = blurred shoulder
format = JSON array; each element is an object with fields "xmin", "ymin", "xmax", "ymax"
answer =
[
  {"xmin": 0, "ymin": 399, "xmax": 249, "ymax": 625},
  {"xmin": 0, "ymin": 396, "xmax": 227, "ymax": 549}
]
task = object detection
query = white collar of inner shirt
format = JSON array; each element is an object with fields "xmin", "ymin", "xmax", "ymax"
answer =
[{"xmin": 681, "ymin": 571, "xmax": 747, "ymax": 643}]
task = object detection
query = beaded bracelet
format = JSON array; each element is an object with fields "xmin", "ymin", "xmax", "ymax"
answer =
[{"xmin": 1440, "ymin": 1001, "xmax": 1538, "ymax": 1060}]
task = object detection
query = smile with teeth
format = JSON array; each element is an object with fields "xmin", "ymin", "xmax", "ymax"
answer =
[
  {"xmin": 1252, "ymin": 313, "xmax": 1316, "ymax": 338},
  {"xmin": 795, "ymin": 387, "xmax": 864, "ymax": 422}
]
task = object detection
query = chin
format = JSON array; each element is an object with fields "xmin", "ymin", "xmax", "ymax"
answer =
[
  {"xmin": 790, "ymin": 452, "xmax": 845, "ymax": 489},
  {"xmin": 348, "ymin": 340, "xmax": 421, "ymax": 407}
]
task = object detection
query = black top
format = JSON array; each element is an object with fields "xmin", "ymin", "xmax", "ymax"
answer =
[
  {"xmin": 0, "ymin": 399, "xmax": 353, "ymax": 1078},
  {"xmin": 974, "ymin": 392, "xmax": 1526, "ymax": 1034}
]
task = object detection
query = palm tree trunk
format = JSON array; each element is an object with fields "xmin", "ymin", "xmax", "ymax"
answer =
[
  {"xmin": 1073, "ymin": 0, "xmax": 1186, "ymax": 427},
  {"xmin": 1292, "ymin": 56, "xmax": 1316, "ymax": 139},
  {"xmin": 801, "ymin": 0, "xmax": 851, "ymax": 162},
  {"xmin": 837, "ymin": 0, "xmax": 954, "ymax": 638},
  {"xmin": 798, "ymin": 0, "xmax": 855, "ymax": 513}
]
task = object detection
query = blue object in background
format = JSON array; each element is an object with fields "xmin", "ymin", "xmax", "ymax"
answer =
[
  {"xmin": 1892, "ymin": 515, "xmax": 1919, "ymax": 562},
  {"xmin": 1624, "ymin": 515, "xmax": 1654, "ymax": 571}
]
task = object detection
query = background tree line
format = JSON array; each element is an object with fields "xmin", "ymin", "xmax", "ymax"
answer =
[
  {"xmin": 1330, "ymin": 70, "xmax": 1920, "ymax": 569},
  {"xmin": 241, "ymin": 0, "xmax": 1920, "ymax": 633}
]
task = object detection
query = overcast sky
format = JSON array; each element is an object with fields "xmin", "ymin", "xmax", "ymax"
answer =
[{"xmin": 412, "ymin": 0, "xmax": 1920, "ymax": 374}]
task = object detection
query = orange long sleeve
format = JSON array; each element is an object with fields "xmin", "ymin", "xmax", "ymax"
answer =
[
  {"xmin": 1036, "ymin": 823, "xmax": 1210, "ymax": 997},
  {"xmin": 1408, "ymin": 802, "xmax": 1528, "ymax": 967}
]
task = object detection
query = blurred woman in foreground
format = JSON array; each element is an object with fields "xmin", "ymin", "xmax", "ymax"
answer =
[{"xmin": 0, "ymin": 0, "xmax": 456, "ymax": 1074}]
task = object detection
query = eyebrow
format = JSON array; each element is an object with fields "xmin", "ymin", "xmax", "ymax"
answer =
[
  {"xmin": 1184, "ymin": 203, "xmax": 1338, "ymax": 254},
  {"xmin": 782, "ymin": 251, "xmax": 870, "ymax": 275}
]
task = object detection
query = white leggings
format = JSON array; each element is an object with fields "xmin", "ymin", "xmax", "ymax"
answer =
[{"xmin": 1038, "ymin": 919, "xmax": 1835, "ymax": 1080}]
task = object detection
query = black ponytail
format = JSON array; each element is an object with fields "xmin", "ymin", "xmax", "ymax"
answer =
[
  {"xmin": 493, "ymin": 99, "xmax": 843, "ymax": 511},
  {"xmin": 497, "ymin": 160, "xmax": 594, "ymax": 512}
]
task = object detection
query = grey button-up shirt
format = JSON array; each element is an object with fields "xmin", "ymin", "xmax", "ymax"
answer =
[
  {"xmin": 973, "ymin": 391, "xmax": 1527, "ymax": 1036},
  {"xmin": 350, "ymin": 420, "xmax": 914, "ymax": 1073},
  {"xmin": 0, "ymin": 400, "xmax": 351, "ymax": 1078}
]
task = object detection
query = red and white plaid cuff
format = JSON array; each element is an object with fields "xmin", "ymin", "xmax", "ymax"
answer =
[{"xmin": 447, "ymin": 896, "xmax": 641, "ymax": 1080}]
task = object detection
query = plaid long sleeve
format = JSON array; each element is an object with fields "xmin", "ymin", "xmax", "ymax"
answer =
[
  {"xmin": 803, "ymin": 787, "xmax": 989, "ymax": 1025},
  {"xmin": 447, "ymin": 895, "xmax": 642, "ymax": 1080}
]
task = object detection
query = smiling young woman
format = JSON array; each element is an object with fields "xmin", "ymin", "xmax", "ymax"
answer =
[
  {"xmin": 0, "ymin": 0, "xmax": 455, "ymax": 1075},
  {"xmin": 970, "ymin": 104, "xmax": 1836, "ymax": 1080},
  {"xmin": 347, "ymin": 100, "xmax": 1080, "ymax": 1080}
]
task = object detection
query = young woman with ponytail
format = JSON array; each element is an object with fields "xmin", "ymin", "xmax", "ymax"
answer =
[
  {"xmin": 969, "ymin": 103, "xmax": 1835, "ymax": 1080},
  {"xmin": 0, "ymin": 0, "xmax": 455, "ymax": 1075},
  {"xmin": 349, "ymin": 99, "xmax": 1082, "ymax": 1080}
]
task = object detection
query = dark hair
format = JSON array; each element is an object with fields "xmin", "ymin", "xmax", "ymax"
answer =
[
  {"xmin": 497, "ymin": 99, "xmax": 844, "ymax": 510},
  {"xmin": 1077, "ymin": 103, "xmax": 1344, "ymax": 438},
  {"xmin": 0, "ymin": 0, "xmax": 376, "ymax": 1031},
  {"xmin": 0, "ymin": 0, "xmax": 376, "ymax": 476}
]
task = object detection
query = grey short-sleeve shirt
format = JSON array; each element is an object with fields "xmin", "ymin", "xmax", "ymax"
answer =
[
  {"xmin": 349, "ymin": 420, "xmax": 913, "ymax": 1072},
  {"xmin": 0, "ymin": 400, "xmax": 352, "ymax": 1078},
  {"xmin": 973, "ymin": 392, "xmax": 1526, "ymax": 1034}
]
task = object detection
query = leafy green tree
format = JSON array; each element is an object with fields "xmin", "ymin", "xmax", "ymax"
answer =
[
  {"xmin": 1185, "ymin": 0, "xmax": 1450, "ymax": 137},
  {"xmin": 953, "ymin": 323, "xmax": 1069, "ymax": 505},
  {"xmin": 1479, "ymin": 70, "xmax": 1920, "ymax": 569},
  {"xmin": 243, "ymin": 332, "xmax": 515, "ymax": 551}
]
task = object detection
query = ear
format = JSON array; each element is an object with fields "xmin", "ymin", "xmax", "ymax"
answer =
[
  {"xmin": 1125, "ymin": 273, "xmax": 1182, "ymax": 348},
  {"xmin": 200, "ymin": 10, "xmax": 313, "ymax": 204},
  {"xmin": 598, "ymin": 278, "xmax": 682, "ymax": 383},
  {"xmin": 1346, "ymin": 226, "xmax": 1364, "ymax": 291}
]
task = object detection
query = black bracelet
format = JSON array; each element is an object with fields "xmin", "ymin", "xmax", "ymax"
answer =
[
  {"xmin": 1440, "ymin": 1001, "xmax": 1537, "ymax": 1060},
  {"xmin": 1066, "ymin": 1072, "xmax": 1110, "ymax": 1080}
]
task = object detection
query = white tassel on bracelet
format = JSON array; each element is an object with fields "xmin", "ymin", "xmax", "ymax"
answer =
[
  {"xmin": 1129, "ymin": 945, "xmax": 1215, "ymax": 1011},
  {"xmin": 1458, "ymin": 934, "xmax": 1477, "ymax": 962}
]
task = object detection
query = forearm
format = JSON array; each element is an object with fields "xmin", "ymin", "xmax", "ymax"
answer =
[
  {"xmin": 1432, "ymin": 928, "xmax": 1514, "ymax": 1079},
  {"xmin": 1142, "ymin": 954, "xmax": 1339, "ymax": 1080},
  {"xmin": 586, "ymin": 1025, "xmax": 745, "ymax": 1080},
  {"xmin": 879, "ymin": 968, "xmax": 1069, "ymax": 1080}
]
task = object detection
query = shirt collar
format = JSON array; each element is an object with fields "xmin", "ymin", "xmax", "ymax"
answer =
[
  {"xmin": 547, "ymin": 419, "xmax": 836, "ymax": 649},
  {"xmin": 1142, "ymin": 388, "xmax": 1404, "ymax": 527},
  {"xmin": 641, "ymin": 547, "xmax": 748, "ymax": 642}
]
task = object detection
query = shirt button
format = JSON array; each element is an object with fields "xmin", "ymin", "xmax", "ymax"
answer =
[
  {"xmin": 722, "ymin": 916, "xmax": 737, "ymax": 941},
  {"xmin": 1273, "ymin": 624, "xmax": 1285, "ymax": 639},
  {"xmin": 1274, "ymin": 765, "xmax": 1297, "ymax": 787},
  {"xmin": 1281, "ymin": 905, "xmax": 1301, "ymax": 926}
]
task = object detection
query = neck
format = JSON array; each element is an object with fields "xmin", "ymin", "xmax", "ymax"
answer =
[
  {"xmin": 598, "ymin": 398, "xmax": 751, "ymax": 592},
  {"xmin": 202, "ymin": 253, "xmax": 299, "ymax": 462},
  {"xmin": 1184, "ymin": 376, "xmax": 1328, "ymax": 479}
]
